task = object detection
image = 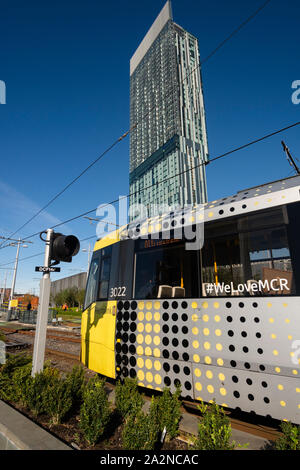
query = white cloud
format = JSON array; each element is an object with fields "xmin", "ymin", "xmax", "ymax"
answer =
[{"xmin": 0, "ymin": 180, "xmax": 71, "ymax": 235}]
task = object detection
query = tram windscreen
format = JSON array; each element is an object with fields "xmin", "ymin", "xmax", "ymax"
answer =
[
  {"xmin": 84, "ymin": 257, "xmax": 100, "ymax": 309},
  {"xmin": 202, "ymin": 207, "xmax": 297, "ymax": 297},
  {"xmin": 134, "ymin": 241, "xmax": 199, "ymax": 299}
]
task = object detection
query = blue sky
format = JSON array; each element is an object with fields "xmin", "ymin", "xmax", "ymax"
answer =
[{"xmin": 0, "ymin": 0, "xmax": 299, "ymax": 294}]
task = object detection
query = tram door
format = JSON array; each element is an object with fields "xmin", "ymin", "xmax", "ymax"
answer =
[
  {"xmin": 81, "ymin": 301, "xmax": 117, "ymax": 378},
  {"xmin": 81, "ymin": 247, "xmax": 117, "ymax": 378}
]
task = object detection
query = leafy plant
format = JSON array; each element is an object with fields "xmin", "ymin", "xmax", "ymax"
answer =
[
  {"xmin": 191, "ymin": 401, "xmax": 236, "ymax": 450},
  {"xmin": 53, "ymin": 287, "xmax": 85, "ymax": 309},
  {"xmin": 152, "ymin": 385, "xmax": 182, "ymax": 441},
  {"xmin": 11, "ymin": 362, "xmax": 32, "ymax": 405},
  {"xmin": 0, "ymin": 354, "xmax": 32, "ymax": 401},
  {"xmin": 42, "ymin": 372, "xmax": 73, "ymax": 425},
  {"xmin": 122, "ymin": 397, "xmax": 160, "ymax": 450},
  {"xmin": 115, "ymin": 377, "xmax": 144, "ymax": 419},
  {"xmin": 24, "ymin": 366, "xmax": 60, "ymax": 416},
  {"xmin": 79, "ymin": 376, "xmax": 111, "ymax": 446},
  {"xmin": 66, "ymin": 365, "xmax": 85, "ymax": 409},
  {"xmin": 275, "ymin": 421, "xmax": 300, "ymax": 450}
]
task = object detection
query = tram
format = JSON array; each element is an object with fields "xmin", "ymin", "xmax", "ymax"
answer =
[{"xmin": 81, "ymin": 175, "xmax": 300, "ymax": 424}]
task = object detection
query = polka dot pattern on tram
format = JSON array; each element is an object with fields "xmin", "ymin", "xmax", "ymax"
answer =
[{"xmin": 115, "ymin": 297, "xmax": 300, "ymax": 423}]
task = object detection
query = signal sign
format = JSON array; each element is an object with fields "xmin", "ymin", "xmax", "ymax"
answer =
[{"xmin": 35, "ymin": 266, "xmax": 61, "ymax": 273}]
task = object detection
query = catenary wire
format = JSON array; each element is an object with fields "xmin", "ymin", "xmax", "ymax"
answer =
[
  {"xmin": 16, "ymin": 120, "xmax": 300, "ymax": 242},
  {"xmin": 0, "ymin": 234, "xmax": 98, "ymax": 268}
]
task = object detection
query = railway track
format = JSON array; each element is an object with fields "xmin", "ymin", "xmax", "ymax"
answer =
[
  {"xmin": 0, "ymin": 325, "xmax": 280, "ymax": 445},
  {"xmin": 0, "ymin": 326, "xmax": 81, "ymax": 343}
]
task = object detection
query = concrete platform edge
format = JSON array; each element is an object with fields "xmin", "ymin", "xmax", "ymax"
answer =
[{"xmin": 0, "ymin": 400, "xmax": 71, "ymax": 450}]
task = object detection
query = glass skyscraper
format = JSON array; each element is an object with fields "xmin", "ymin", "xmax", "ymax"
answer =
[{"xmin": 129, "ymin": 1, "xmax": 209, "ymax": 218}]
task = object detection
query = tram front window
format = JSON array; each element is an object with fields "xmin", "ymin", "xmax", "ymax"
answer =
[
  {"xmin": 134, "ymin": 240, "xmax": 199, "ymax": 299},
  {"xmin": 84, "ymin": 257, "xmax": 100, "ymax": 309}
]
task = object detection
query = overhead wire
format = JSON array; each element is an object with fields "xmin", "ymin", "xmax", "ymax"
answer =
[{"xmin": 16, "ymin": 119, "xmax": 300, "ymax": 241}]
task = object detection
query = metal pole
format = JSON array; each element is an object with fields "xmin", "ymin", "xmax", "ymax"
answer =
[
  {"xmin": 32, "ymin": 229, "xmax": 53, "ymax": 376},
  {"xmin": 87, "ymin": 243, "xmax": 91, "ymax": 272},
  {"xmin": 9, "ymin": 239, "xmax": 21, "ymax": 306},
  {"xmin": 281, "ymin": 141, "xmax": 300, "ymax": 175},
  {"xmin": 0, "ymin": 271, "xmax": 7, "ymax": 306}
]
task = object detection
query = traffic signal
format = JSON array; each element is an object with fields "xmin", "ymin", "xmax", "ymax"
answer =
[{"xmin": 49, "ymin": 232, "xmax": 80, "ymax": 264}]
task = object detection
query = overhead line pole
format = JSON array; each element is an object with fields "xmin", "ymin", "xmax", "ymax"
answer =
[
  {"xmin": 281, "ymin": 141, "xmax": 300, "ymax": 175},
  {"xmin": 32, "ymin": 229, "xmax": 53, "ymax": 376}
]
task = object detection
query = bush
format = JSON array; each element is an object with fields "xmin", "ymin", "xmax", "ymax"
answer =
[
  {"xmin": 152, "ymin": 385, "xmax": 181, "ymax": 441},
  {"xmin": 115, "ymin": 378, "xmax": 144, "ymax": 419},
  {"xmin": 42, "ymin": 372, "xmax": 74, "ymax": 425},
  {"xmin": 80, "ymin": 376, "xmax": 111, "ymax": 446},
  {"xmin": 191, "ymin": 401, "xmax": 235, "ymax": 450},
  {"xmin": 122, "ymin": 397, "xmax": 160, "ymax": 450},
  {"xmin": 0, "ymin": 354, "xmax": 32, "ymax": 401},
  {"xmin": 275, "ymin": 421, "xmax": 300, "ymax": 450},
  {"xmin": 23, "ymin": 367, "xmax": 61, "ymax": 416},
  {"xmin": 12, "ymin": 362, "xmax": 32, "ymax": 405},
  {"xmin": 66, "ymin": 365, "xmax": 85, "ymax": 409}
]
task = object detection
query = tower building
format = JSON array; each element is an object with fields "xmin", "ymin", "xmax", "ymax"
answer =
[{"xmin": 129, "ymin": 1, "xmax": 209, "ymax": 218}]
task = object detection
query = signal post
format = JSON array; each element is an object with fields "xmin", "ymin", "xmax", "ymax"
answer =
[
  {"xmin": 31, "ymin": 229, "xmax": 80, "ymax": 376},
  {"xmin": 32, "ymin": 229, "xmax": 53, "ymax": 376}
]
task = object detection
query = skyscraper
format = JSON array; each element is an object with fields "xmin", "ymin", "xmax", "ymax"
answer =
[{"xmin": 129, "ymin": 1, "xmax": 209, "ymax": 218}]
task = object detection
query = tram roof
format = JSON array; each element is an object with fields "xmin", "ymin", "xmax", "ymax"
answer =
[{"xmin": 95, "ymin": 175, "xmax": 300, "ymax": 249}]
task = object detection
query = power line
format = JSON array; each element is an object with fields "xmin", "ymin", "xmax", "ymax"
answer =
[
  {"xmin": 200, "ymin": 0, "xmax": 272, "ymax": 65},
  {"xmin": 0, "ymin": 0, "xmax": 273, "ymax": 247},
  {"xmin": 0, "ymin": 252, "xmax": 44, "ymax": 267},
  {"xmin": 16, "ymin": 119, "xmax": 300, "ymax": 243},
  {"xmin": 0, "ymin": 234, "xmax": 98, "ymax": 268}
]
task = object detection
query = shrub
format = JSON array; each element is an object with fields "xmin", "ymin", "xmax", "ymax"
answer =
[
  {"xmin": 42, "ymin": 372, "xmax": 73, "ymax": 425},
  {"xmin": 191, "ymin": 401, "xmax": 235, "ymax": 450},
  {"xmin": 79, "ymin": 376, "xmax": 111, "ymax": 446},
  {"xmin": 152, "ymin": 385, "xmax": 181, "ymax": 441},
  {"xmin": 115, "ymin": 377, "xmax": 144, "ymax": 419},
  {"xmin": 12, "ymin": 362, "xmax": 32, "ymax": 405},
  {"xmin": 122, "ymin": 397, "xmax": 160, "ymax": 450},
  {"xmin": 0, "ymin": 354, "xmax": 32, "ymax": 401},
  {"xmin": 275, "ymin": 421, "xmax": 300, "ymax": 450},
  {"xmin": 24, "ymin": 366, "xmax": 60, "ymax": 416},
  {"xmin": 66, "ymin": 365, "xmax": 85, "ymax": 408}
]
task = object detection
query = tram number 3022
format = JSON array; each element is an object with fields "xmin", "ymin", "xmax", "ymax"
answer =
[{"xmin": 110, "ymin": 286, "xmax": 126, "ymax": 298}]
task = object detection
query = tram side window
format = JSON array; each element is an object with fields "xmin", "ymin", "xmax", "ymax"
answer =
[
  {"xmin": 134, "ymin": 241, "xmax": 199, "ymax": 299},
  {"xmin": 98, "ymin": 247, "xmax": 112, "ymax": 300},
  {"xmin": 202, "ymin": 209, "xmax": 295, "ymax": 296},
  {"xmin": 84, "ymin": 258, "xmax": 100, "ymax": 309}
]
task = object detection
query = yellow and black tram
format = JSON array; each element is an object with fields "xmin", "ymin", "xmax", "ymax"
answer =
[{"xmin": 81, "ymin": 175, "xmax": 300, "ymax": 424}]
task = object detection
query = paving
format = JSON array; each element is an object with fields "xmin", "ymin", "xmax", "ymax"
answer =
[{"xmin": 0, "ymin": 400, "xmax": 71, "ymax": 450}]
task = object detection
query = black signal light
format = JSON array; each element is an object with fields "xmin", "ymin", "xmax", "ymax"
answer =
[{"xmin": 49, "ymin": 232, "xmax": 80, "ymax": 263}]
